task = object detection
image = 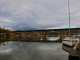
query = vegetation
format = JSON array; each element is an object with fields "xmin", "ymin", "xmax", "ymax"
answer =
[{"xmin": 0, "ymin": 26, "xmax": 13, "ymax": 33}]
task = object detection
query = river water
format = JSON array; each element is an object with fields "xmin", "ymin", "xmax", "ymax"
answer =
[{"xmin": 0, "ymin": 41, "xmax": 69, "ymax": 60}]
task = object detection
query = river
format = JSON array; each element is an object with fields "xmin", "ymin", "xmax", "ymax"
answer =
[{"xmin": 0, "ymin": 41, "xmax": 69, "ymax": 60}]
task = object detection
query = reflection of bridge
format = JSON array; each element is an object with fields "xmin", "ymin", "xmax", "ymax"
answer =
[{"xmin": 0, "ymin": 28, "xmax": 80, "ymax": 43}]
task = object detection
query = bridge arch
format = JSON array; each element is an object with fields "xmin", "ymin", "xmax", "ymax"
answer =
[{"xmin": 43, "ymin": 31, "xmax": 60, "ymax": 41}]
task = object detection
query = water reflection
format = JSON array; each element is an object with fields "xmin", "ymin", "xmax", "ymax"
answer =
[
  {"xmin": 44, "ymin": 31, "xmax": 60, "ymax": 41},
  {"xmin": 62, "ymin": 44, "xmax": 72, "ymax": 53},
  {"xmin": 0, "ymin": 42, "xmax": 68, "ymax": 60}
]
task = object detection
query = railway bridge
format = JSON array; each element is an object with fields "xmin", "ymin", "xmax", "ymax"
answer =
[{"xmin": 0, "ymin": 28, "xmax": 80, "ymax": 43}]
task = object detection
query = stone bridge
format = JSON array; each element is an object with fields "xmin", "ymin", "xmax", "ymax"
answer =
[{"xmin": 0, "ymin": 28, "xmax": 80, "ymax": 43}]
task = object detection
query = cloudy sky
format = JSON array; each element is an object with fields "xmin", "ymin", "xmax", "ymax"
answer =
[{"xmin": 0, "ymin": 0, "xmax": 80, "ymax": 30}]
